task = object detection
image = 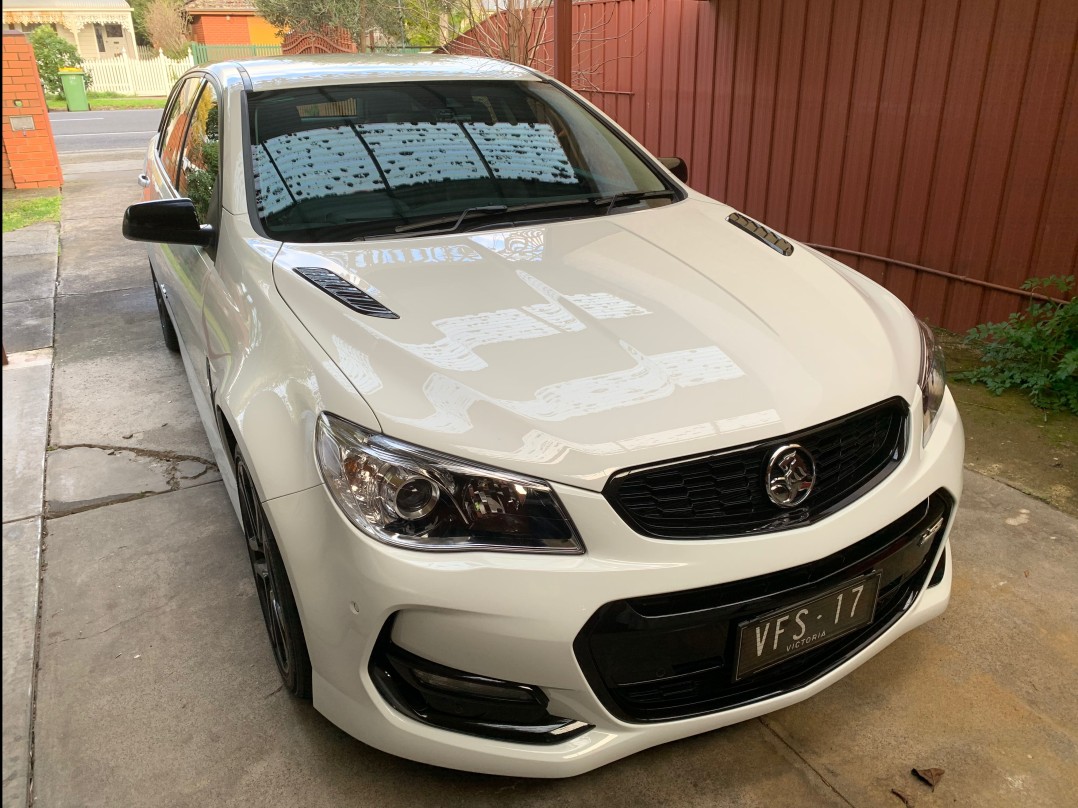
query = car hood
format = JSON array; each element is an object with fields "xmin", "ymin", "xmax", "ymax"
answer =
[{"xmin": 273, "ymin": 198, "xmax": 919, "ymax": 491}]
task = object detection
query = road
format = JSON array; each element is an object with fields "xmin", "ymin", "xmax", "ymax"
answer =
[{"xmin": 48, "ymin": 108, "xmax": 161, "ymax": 154}]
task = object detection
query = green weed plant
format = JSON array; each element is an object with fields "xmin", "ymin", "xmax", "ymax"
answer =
[{"xmin": 960, "ymin": 276, "xmax": 1078, "ymax": 414}]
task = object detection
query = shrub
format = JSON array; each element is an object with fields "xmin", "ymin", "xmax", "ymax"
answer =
[
  {"xmin": 960, "ymin": 276, "xmax": 1078, "ymax": 414},
  {"xmin": 29, "ymin": 27, "xmax": 88, "ymax": 97}
]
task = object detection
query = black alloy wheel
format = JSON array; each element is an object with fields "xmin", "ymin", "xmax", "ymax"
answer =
[
  {"xmin": 150, "ymin": 264, "xmax": 180, "ymax": 353},
  {"xmin": 235, "ymin": 448, "xmax": 312, "ymax": 697}
]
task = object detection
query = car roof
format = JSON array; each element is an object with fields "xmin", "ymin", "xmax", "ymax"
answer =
[{"xmin": 204, "ymin": 54, "xmax": 541, "ymax": 91}]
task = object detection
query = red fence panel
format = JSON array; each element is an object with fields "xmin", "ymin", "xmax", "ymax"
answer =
[{"xmin": 445, "ymin": 0, "xmax": 1077, "ymax": 331}]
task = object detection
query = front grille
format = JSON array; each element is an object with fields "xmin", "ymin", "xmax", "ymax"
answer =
[
  {"xmin": 574, "ymin": 491, "xmax": 952, "ymax": 723},
  {"xmin": 605, "ymin": 397, "xmax": 908, "ymax": 538}
]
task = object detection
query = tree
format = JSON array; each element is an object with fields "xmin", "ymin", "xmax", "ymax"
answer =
[
  {"xmin": 29, "ymin": 26, "xmax": 87, "ymax": 97},
  {"xmin": 402, "ymin": 0, "xmax": 473, "ymax": 49},
  {"xmin": 144, "ymin": 0, "xmax": 191, "ymax": 58},
  {"xmin": 128, "ymin": 0, "xmax": 154, "ymax": 46},
  {"xmin": 255, "ymin": 0, "xmax": 404, "ymax": 51},
  {"xmin": 438, "ymin": 1, "xmax": 642, "ymax": 91},
  {"xmin": 437, "ymin": 0, "xmax": 550, "ymax": 68}
]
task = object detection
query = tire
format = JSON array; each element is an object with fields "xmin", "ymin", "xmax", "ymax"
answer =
[
  {"xmin": 150, "ymin": 265, "xmax": 180, "ymax": 353},
  {"xmin": 234, "ymin": 448, "xmax": 313, "ymax": 698}
]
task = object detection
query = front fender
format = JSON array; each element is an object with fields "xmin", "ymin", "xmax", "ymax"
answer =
[{"xmin": 204, "ymin": 212, "xmax": 382, "ymax": 503}]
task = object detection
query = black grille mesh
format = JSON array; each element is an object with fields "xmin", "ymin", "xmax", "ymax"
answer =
[{"xmin": 605, "ymin": 398, "xmax": 908, "ymax": 538}]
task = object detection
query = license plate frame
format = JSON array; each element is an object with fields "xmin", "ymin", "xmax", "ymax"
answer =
[{"xmin": 734, "ymin": 572, "xmax": 882, "ymax": 681}]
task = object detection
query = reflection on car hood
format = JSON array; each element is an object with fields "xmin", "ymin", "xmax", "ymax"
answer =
[{"xmin": 273, "ymin": 198, "xmax": 919, "ymax": 491}]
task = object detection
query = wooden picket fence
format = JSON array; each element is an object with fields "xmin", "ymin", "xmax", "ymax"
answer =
[{"xmin": 82, "ymin": 50, "xmax": 194, "ymax": 97}]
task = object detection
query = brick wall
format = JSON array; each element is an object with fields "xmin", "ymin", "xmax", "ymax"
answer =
[
  {"xmin": 2, "ymin": 138, "xmax": 14, "ymax": 190},
  {"xmin": 191, "ymin": 14, "xmax": 253, "ymax": 45},
  {"xmin": 247, "ymin": 16, "xmax": 283, "ymax": 46},
  {"xmin": 2, "ymin": 31, "xmax": 62, "ymax": 189}
]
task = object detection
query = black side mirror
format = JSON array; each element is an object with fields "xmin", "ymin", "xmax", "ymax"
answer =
[
  {"xmin": 123, "ymin": 199, "xmax": 214, "ymax": 247},
  {"xmin": 658, "ymin": 157, "xmax": 689, "ymax": 183}
]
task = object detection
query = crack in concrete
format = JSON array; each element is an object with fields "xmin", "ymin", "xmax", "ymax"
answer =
[
  {"xmin": 48, "ymin": 491, "xmax": 156, "ymax": 519},
  {"xmin": 46, "ymin": 478, "xmax": 224, "ymax": 520},
  {"xmin": 95, "ymin": 545, "xmax": 129, "ymax": 562},
  {"xmin": 44, "ymin": 594, "xmax": 184, "ymax": 648},
  {"xmin": 51, "ymin": 443, "xmax": 216, "ymax": 468},
  {"xmin": 56, "ymin": 286, "xmax": 144, "ymax": 297},
  {"xmin": 45, "ymin": 444, "xmax": 221, "ymax": 519},
  {"xmin": 1, "ymin": 515, "xmax": 45, "ymax": 526},
  {"xmin": 1, "ymin": 294, "xmax": 56, "ymax": 305},
  {"xmin": 758, "ymin": 717, "xmax": 858, "ymax": 808}
]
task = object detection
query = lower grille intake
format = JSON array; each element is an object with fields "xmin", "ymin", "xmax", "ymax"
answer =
[{"xmin": 574, "ymin": 491, "xmax": 952, "ymax": 722}]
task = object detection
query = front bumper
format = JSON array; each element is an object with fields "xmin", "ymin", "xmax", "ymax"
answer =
[{"xmin": 263, "ymin": 392, "xmax": 963, "ymax": 777}]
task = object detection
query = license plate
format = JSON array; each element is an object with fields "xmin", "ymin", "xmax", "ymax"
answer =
[{"xmin": 734, "ymin": 573, "xmax": 881, "ymax": 680}]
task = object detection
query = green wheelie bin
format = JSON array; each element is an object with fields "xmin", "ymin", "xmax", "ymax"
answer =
[{"xmin": 58, "ymin": 68, "xmax": 89, "ymax": 112}]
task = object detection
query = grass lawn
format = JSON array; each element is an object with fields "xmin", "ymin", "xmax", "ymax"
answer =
[
  {"xmin": 2, "ymin": 194, "xmax": 61, "ymax": 233},
  {"xmin": 47, "ymin": 92, "xmax": 166, "ymax": 111}
]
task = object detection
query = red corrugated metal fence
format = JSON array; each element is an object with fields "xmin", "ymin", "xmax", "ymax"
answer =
[{"xmin": 447, "ymin": 0, "xmax": 1077, "ymax": 331}]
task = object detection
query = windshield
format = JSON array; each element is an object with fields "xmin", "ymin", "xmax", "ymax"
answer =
[{"xmin": 246, "ymin": 80, "xmax": 678, "ymax": 242}]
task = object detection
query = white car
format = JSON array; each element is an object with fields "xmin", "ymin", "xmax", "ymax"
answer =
[{"xmin": 124, "ymin": 55, "xmax": 963, "ymax": 777}]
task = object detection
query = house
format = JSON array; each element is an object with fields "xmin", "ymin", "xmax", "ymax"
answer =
[
  {"xmin": 2, "ymin": 0, "xmax": 137, "ymax": 59},
  {"xmin": 185, "ymin": 0, "xmax": 280, "ymax": 46}
]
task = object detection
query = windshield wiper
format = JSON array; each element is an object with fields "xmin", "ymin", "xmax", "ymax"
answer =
[
  {"xmin": 595, "ymin": 189, "xmax": 678, "ymax": 214},
  {"xmin": 393, "ymin": 205, "xmax": 510, "ymax": 235},
  {"xmin": 390, "ymin": 190, "xmax": 679, "ymax": 237},
  {"xmin": 393, "ymin": 198, "xmax": 598, "ymax": 235}
]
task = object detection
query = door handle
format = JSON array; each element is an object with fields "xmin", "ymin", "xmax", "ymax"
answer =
[{"xmin": 137, "ymin": 173, "xmax": 151, "ymax": 188}]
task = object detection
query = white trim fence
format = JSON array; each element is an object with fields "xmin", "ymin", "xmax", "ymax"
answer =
[{"xmin": 83, "ymin": 50, "xmax": 194, "ymax": 97}]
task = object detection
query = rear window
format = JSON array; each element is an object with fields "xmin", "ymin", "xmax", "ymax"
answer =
[{"xmin": 246, "ymin": 80, "xmax": 674, "ymax": 242}]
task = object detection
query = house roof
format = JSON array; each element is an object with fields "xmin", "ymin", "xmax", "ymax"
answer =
[
  {"xmin": 184, "ymin": 0, "xmax": 258, "ymax": 12},
  {"xmin": 2, "ymin": 0, "xmax": 133, "ymax": 10}
]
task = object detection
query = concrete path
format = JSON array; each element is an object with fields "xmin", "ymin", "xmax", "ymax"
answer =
[
  {"xmin": 2, "ymin": 218, "xmax": 57, "ymax": 808},
  {"xmin": 6, "ymin": 150, "xmax": 1078, "ymax": 807}
]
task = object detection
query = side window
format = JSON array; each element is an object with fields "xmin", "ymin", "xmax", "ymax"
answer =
[
  {"xmin": 159, "ymin": 78, "xmax": 203, "ymax": 185},
  {"xmin": 177, "ymin": 83, "xmax": 220, "ymax": 225}
]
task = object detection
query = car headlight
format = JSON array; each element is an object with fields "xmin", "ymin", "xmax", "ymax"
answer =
[
  {"xmin": 917, "ymin": 320, "xmax": 947, "ymax": 446},
  {"xmin": 315, "ymin": 412, "xmax": 583, "ymax": 553}
]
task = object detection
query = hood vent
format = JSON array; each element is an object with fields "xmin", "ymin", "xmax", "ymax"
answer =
[
  {"xmin": 293, "ymin": 267, "xmax": 399, "ymax": 319},
  {"xmin": 727, "ymin": 212, "xmax": 794, "ymax": 256}
]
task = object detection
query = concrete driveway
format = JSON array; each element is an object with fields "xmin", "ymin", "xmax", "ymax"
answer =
[{"xmin": 4, "ymin": 119, "xmax": 1077, "ymax": 807}]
